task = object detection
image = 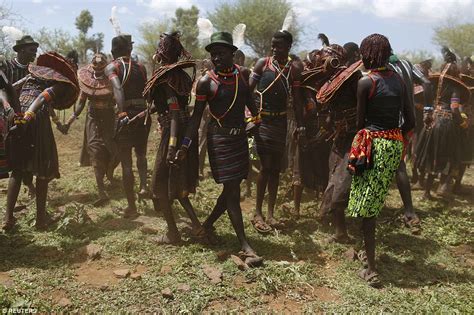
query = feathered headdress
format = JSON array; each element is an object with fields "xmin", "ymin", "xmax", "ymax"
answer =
[
  {"xmin": 232, "ymin": 24, "xmax": 246, "ymax": 49},
  {"xmin": 197, "ymin": 18, "xmax": 214, "ymax": 46},
  {"xmin": 441, "ymin": 46, "xmax": 457, "ymax": 63},
  {"xmin": 318, "ymin": 33, "xmax": 329, "ymax": 47},
  {"xmin": 2, "ymin": 26, "xmax": 23, "ymax": 43},
  {"xmin": 109, "ymin": 6, "xmax": 122, "ymax": 36},
  {"xmin": 281, "ymin": 9, "xmax": 294, "ymax": 32}
]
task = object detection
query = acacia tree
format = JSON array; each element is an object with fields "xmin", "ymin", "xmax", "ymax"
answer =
[
  {"xmin": 0, "ymin": 3, "xmax": 22, "ymax": 58},
  {"xmin": 433, "ymin": 22, "xmax": 474, "ymax": 58},
  {"xmin": 74, "ymin": 10, "xmax": 104, "ymax": 63},
  {"xmin": 172, "ymin": 5, "xmax": 205, "ymax": 59},
  {"xmin": 208, "ymin": 0, "xmax": 299, "ymax": 57},
  {"xmin": 34, "ymin": 27, "xmax": 75, "ymax": 55},
  {"xmin": 136, "ymin": 19, "xmax": 170, "ymax": 70}
]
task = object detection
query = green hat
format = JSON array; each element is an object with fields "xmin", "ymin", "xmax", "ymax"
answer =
[
  {"xmin": 205, "ymin": 32, "xmax": 237, "ymax": 52},
  {"xmin": 13, "ymin": 35, "xmax": 39, "ymax": 52}
]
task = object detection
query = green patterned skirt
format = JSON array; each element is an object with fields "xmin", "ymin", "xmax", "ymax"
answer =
[{"xmin": 348, "ymin": 137, "xmax": 403, "ymax": 218}]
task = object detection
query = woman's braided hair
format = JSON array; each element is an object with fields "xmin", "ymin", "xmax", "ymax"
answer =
[
  {"xmin": 155, "ymin": 31, "xmax": 191, "ymax": 64},
  {"xmin": 360, "ymin": 33, "xmax": 391, "ymax": 69}
]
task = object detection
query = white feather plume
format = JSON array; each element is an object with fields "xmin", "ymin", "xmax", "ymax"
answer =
[
  {"xmin": 197, "ymin": 18, "xmax": 213, "ymax": 45},
  {"xmin": 2, "ymin": 26, "xmax": 23, "ymax": 42},
  {"xmin": 109, "ymin": 6, "xmax": 122, "ymax": 36},
  {"xmin": 232, "ymin": 23, "xmax": 246, "ymax": 49},
  {"xmin": 281, "ymin": 9, "xmax": 294, "ymax": 31}
]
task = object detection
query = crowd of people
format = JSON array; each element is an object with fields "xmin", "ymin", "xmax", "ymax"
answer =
[{"xmin": 0, "ymin": 24, "xmax": 472, "ymax": 287}]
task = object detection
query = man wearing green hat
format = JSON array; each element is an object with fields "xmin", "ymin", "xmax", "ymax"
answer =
[
  {"xmin": 2, "ymin": 35, "xmax": 39, "ymax": 92},
  {"xmin": 105, "ymin": 34, "xmax": 150, "ymax": 219},
  {"xmin": 175, "ymin": 31, "xmax": 263, "ymax": 266}
]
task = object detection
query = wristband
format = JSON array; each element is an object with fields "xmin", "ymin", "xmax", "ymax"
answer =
[
  {"xmin": 250, "ymin": 72, "xmax": 261, "ymax": 82},
  {"xmin": 167, "ymin": 96, "xmax": 179, "ymax": 111},
  {"xmin": 24, "ymin": 110, "xmax": 35, "ymax": 121},
  {"xmin": 254, "ymin": 113, "xmax": 262, "ymax": 124},
  {"xmin": 40, "ymin": 87, "xmax": 55, "ymax": 102},
  {"xmin": 182, "ymin": 136, "xmax": 192, "ymax": 149},
  {"xmin": 117, "ymin": 112, "xmax": 128, "ymax": 119},
  {"xmin": 196, "ymin": 94, "xmax": 207, "ymax": 102},
  {"xmin": 169, "ymin": 136, "xmax": 177, "ymax": 147},
  {"xmin": 423, "ymin": 106, "xmax": 433, "ymax": 112}
]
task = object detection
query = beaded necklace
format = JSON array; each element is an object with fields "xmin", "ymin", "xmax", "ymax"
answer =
[{"xmin": 209, "ymin": 66, "xmax": 240, "ymax": 127}]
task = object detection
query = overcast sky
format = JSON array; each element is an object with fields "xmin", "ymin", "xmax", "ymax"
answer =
[{"xmin": 8, "ymin": 0, "xmax": 474, "ymax": 56}]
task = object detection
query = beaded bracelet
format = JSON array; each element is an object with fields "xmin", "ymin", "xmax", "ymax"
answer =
[
  {"xmin": 182, "ymin": 137, "xmax": 192, "ymax": 149},
  {"xmin": 169, "ymin": 136, "xmax": 177, "ymax": 147}
]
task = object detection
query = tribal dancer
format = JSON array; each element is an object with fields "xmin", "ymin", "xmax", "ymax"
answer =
[
  {"xmin": 105, "ymin": 35, "xmax": 150, "ymax": 218},
  {"xmin": 389, "ymin": 54, "xmax": 433, "ymax": 228},
  {"xmin": 317, "ymin": 41, "xmax": 362, "ymax": 243},
  {"xmin": 63, "ymin": 53, "xmax": 118, "ymax": 206},
  {"xmin": 415, "ymin": 47, "xmax": 470, "ymax": 199},
  {"xmin": 0, "ymin": 69, "xmax": 17, "ymax": 179},
  {"xmin": 249, "ymin": 30, "xmax": 304, "ymax": 232},
  {"xmin": 236, "ymin": 50, "xmax": 259, "ymax": 199},
  {"xmin": 1, "ymin": 35, "xmax": 40, "ymax": 197},
  {"xmin": 143, "ymin": 32, "xmax": 201, "ymax": 244},
  {"xmin": 343, "ymin": 42, "xmax": 361, "ymax": 67},
  {"xmin": 347, "ymin": 34, "xmax": 415, "ymax": 287},
  {"xmin": 197, "ymin": 59, "xmax": 213, "ymax": 179},
  {"xmin": 288, "ymin": 50, "xmax": 331, "ymax": 218},
  {"xmin": 176, "ymin": 32, "xmax": 263, "ymax": 266},
  {"xmin": 454, "ymin": 57, "xmax": 473, "ymax": 194},
  {"xmin": 3, "ymin": 52, "xmax": 79, "ymax": 231},
  {"xmin": 412, "ymin": 58, "xmax": 433, "ymax": 186}
]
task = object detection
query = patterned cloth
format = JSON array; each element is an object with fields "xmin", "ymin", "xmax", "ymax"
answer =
[
  {"xmin": 348, "ymin": 137, "xmax": 403, "ymax": 218},
  {"xmin": 151, "ymin": 113, "xmax": 198, "ymax": 200},
  {"xmin": 0, "ymin": 116, "xmax": 7, "ymax": 179},
  {"xmin": 207, "ymin": 130, "xmax": 249, "ymax": 184},
  {"xmin": 347, "ymin": 128, "xmax": 403, "ymax": 175},
  {"xmin": 255, "ymin": 115, "xmax": 287, "ymax": 170},
  {"xmin": 79, "ymin": 106, "xmax": 118, "ymax": 170}
]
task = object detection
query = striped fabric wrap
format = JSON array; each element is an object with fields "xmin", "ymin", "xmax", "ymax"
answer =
[
  {"xmin": 157, "ymin": 110, "xmax": 190, "ymax": 129},
  {"xmin": 255, "ymin": 116, "xmax": 287, "ymax": 157},
  {"xmin": 207, "ymin": 131, "xmax": 249, "ymax": 184},
  {"xmin": 0, "ymin": 118, "xmax": 7, "ymax": 178}
]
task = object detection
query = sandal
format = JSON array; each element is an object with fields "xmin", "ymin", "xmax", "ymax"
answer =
[
  {"xmin": 402, "ymin": 214, "xmax": 421, "ymax": 227},
  {"xmin": 358, "ymin": 268, "xmax": 381, "ymax": 288},
  {"xmin": 251, "ymin": 216, "xmax": 272, "ymax": 234},
  {"xmin": 230, "ymin": 254, "xmax": 248, "ymax": 271},
  {"xmin": 150, "ymin": 233, "xmax": 182, "ymax": 245},
  {"xmin": 191, "ymin": 226, "xmax": 219, "ymax": 245},
  {"xmin": 238, "ymin": 251, "xmax": 264, "ymax": 268},
  {"xmin": 113, "ymin": 207, "xmax": 139, "ymax": 219},
  {"xmin": 2, "ymin": 218, "xmax": 17, "ymax": 232},
  {"xmin": 266, "ymin": 217, "xmax": 286, "ymax": 229}
]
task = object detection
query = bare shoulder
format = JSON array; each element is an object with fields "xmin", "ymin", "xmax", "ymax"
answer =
[
  {"xmin": 292, "ymin": 58, "xmax": 304, "ymax": 73},
  {"xmin": 196, "ymin": 73, "xmax": 212, "ymax": 95},
  {"xmin": 252, "ymin": 57, "xmax": 267, "ymax": 73},
  {"xmin": 104, "ymin": 62, "xmax": 117, "ymax": 76}
]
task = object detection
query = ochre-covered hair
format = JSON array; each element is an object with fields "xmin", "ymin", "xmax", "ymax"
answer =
[
  {"xmin": 155, "ymin": 31, "xmax": 190, "ymax": 64},
  {"xmin": 360, "ymin": 33, "xmax": 391, "ymax": 69}
]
